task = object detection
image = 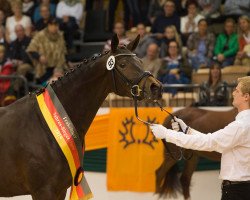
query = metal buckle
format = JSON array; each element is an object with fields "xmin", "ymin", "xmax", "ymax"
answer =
[{"xmin": 131, "ymin": 85, "xmax": 142, "ymax": 97}]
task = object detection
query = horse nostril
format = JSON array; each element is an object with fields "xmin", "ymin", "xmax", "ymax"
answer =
[{"xmin": 150, "ymin": 83, "xmax": 162, "ymax": 99}]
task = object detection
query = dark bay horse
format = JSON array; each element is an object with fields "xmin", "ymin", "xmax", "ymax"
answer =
[
  {"xmin": 155, "ymin": 107, "xmax": 237, "ymax": 200},
  {"xmin": 0, "ymin": 34, "xmax": 162, "ymax": 199}
]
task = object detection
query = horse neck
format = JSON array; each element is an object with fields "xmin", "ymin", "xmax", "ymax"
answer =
[{"xmin": 52, "ymin": 57, "xmax": 111, "ymax": 141}]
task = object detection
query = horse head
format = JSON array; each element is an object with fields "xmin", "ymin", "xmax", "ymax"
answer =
[{"xmin": 107, "ymin": 34, "xmax": 162, "ymax": 101}]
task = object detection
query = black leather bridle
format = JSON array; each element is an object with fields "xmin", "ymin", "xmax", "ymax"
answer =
[{"xmin": 108, "ymin": 53, "xmax": 192, "ymax": 161}]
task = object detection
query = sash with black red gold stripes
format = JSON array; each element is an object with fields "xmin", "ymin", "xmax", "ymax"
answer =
[{"xmin": 36, "ymin": 85, "xmax": 93, "ymax": 200}]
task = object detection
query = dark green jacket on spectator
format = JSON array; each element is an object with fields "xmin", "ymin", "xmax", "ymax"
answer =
[{"xmin": 214, "ymin": 33, "xmax": 239, "ymax": 58}]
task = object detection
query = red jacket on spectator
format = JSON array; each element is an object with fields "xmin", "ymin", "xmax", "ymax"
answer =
[{"xmin": 0, "ymin": 59, "xmax": 13, "ymax": 93}]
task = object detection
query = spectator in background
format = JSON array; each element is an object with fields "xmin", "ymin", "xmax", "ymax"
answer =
[
  {"xmin": 103, "ymin": 22, "xmax": 130, "ymax": 52},
  {"xmin": 148, "ymin": 0, "xmax": 165, "ymax": 24},
  {"xmin": 56, "ymin": 0, "xmax": 83, "ymax": 50},
  {"xmin": 180, "ymin": 1, "xmax": 204, "ymax": 45},
  {"xmin": 197, "ymin": 0, "xmax": 221, "ymax": 22},
  {"xmin": 0, "ymin": 26, "xmax": 7, "ymax": 47},
  {"xmin": 234, "ymin": 15, "xmax": 250, "ymax": 66},
  {"xmin": 141, "ymin": 43, "xmax": 162, "ymax": 77},
  {"xmin": 134, "ymin": 23, "xmax": 154, "ymax": 58},
  {"xmin": 0, "ymin": 9, "xmax": 7, "ymax": 26},
  {"xmin": 8, "ymin": 24, "xmax": 32, "ymax": 79},
  {"xmin": 35, "ymin": 4, "xmax": 51, "ymax": 31},
  {"xmin": 175, "ymin": 0, "xmax": 189, "ymax": 16},
  {"xmin": 187, "ymin": 19, "xmax": 215, "ymax": 71},
  {"xmin": 159, "ymin": 25, "xmax": 182, "ymax": 58},
  {"xmin": 27, "ymin": 17, "xmax": 67, "ymax": 84},
  {"xmin": 223, "ymin": 0, "xmax": 250, "ymax": 21},
  {"xmin": 158, "ymin": 40, "xmax": 191, "ymax": 93},
  {"xmin": 33, "ymin": 0, "xmax": 56, "ymax": 23},
  {"xmin": 22, "ymin": 0, "xmax": 35, "ymax": 19},
  {"xmin": 0, "ymin": 0, "xmax": 12, "ymax": 18},
  {"xmin": 197, "ymin": 62, "xmax": 228, "ymax": 106},
  {"xmin": 0, "ymin": 44, "xmax": 15, "ymax": 105},
  {"xmin": 214, "ymin": 18, "xmax": 238, "ymax": 67},
  {"xmin": 151, "ymin": 0, "xmax": 180, "ymax": 41},
  {"xmin": 5, "ymin": 0, "xmax": 32, "ymax": 43}
]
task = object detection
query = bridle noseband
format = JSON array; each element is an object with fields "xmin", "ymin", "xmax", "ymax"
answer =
[
  {"xmin": 107, "ymin": 53, "xmax": 192, "ymax": 161},
  {"xmin": 108, "ymin": 53, "xmax": 153, "ymax": 98}
]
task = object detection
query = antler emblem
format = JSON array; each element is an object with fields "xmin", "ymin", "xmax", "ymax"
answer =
[{"xmin": 119, "ymin": 116, "xmax": 159, "ymax": 149}]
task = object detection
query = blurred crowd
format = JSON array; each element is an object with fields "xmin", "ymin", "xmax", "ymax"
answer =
[{"xmin": 0, "ymin": 0, "xmax": 250, "ymax": 106}]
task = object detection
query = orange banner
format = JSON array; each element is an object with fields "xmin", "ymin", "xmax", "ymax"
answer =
[
  {"xmin": 107, "ymin": 107, "xmax": 172, "ymax": 192},
  {"xmin": 85, "ymin": 114, "xmax": 109, "ymax": 151}
]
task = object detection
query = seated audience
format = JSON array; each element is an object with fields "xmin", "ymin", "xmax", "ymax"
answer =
[
  {"xmin": 196, "ymin": 62, "xmax": 228, "ymax": 106},
  {"xmin": 35, "ymin": 4, "xmax": 51, "ymax": 31},
  {"xmin": 56, "ymin": 0, "xmax": 83, "ymax": 50},
  {"xmin": 0, "ymin": 0, "xmax": 12, "ymax": 18},
  {"xmin": 187, "ymin": 19, "xmax": 215, "ymax": 71},
  {"xmin": 197, "ymin": 0, "xmax": 221, "ymax": 21},
  {"xmin": 141, "ymin": 43, "xmax": 162, "ymax": 77},
  {"xmin": 214, "ymin": 18, "xmax": 238, "ymax": 67},
  {"xmin": 147, "ymin": 0, "xmax": 165, "ymax": 24},
  {"xmin": 26, "ymin": 18, "xmax": 67, "ymax": 84},
  {"xmin": 5, "ymin": 0, "xmax": 32, "ymax": 43},
  {"xmin": 0, "ymin": 25, "xmax": 7, "ymax": 47},
  {"xmin": 103, "ymin": 22, "xmax": 130, "ymax": 52},
  {"xmin": 158, "ymin": 40, "xmax": 191, "ymax": 93},
  {"xmin": 22, "ymin": 0, "xmax": 35, "ymax": 19},
  {"xmin": 8, "ymin": 25, "xmax": 32, "ymax": 79},
  {"xmin": 0, "ymin": 9, "xmax": 6, "ymax": 26},
  {"xmin": 151, "ymin": 0, "xmax": 180, "ymax": 41},
  {"xmin": 33, "ymin": 0, "xmax": 56, "ymax": 23},
  {"xmin": 180, "ymin": 1, "xmax": 204, "ymax": 45},
  {"xmin": 223, "ymin": 0, "xmax": 250, "ymax": 20},
  {"xmin": 134, "ymin": 23, "xmax": 154, "ymax": 58},
  {"xmin": 159, "ymin": 25, "xmax": 182, "ymax": 58},
  {"xmin": 234, "ymin": 15, "xmax": 250, "ymax": 66}
]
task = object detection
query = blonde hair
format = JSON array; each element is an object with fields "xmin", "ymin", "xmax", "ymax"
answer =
[
  {"xmin": 164, "ymin": 25, "xmax": 182, "ymax": 47},
  {"xmin": 238, "ymin": 15, "xmax": 250, "ymax": 36},
  {"xmin": 237, "ymin": 76, "xmax": 250, "ymax": 94},
  {"xmin": 11, "ymin": 0, "xmax": 22, "ymax": 10}
]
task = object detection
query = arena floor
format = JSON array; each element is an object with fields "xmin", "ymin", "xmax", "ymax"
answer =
[{"xmin": 0, "ymin": 170, "xmax": 221, "ymax": 200}]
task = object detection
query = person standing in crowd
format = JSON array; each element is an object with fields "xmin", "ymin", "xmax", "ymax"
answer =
[
  {"xmin": 187, "ymin": 19, "xmax": 215, "ymax": 71},
  {"xmin": 141, "ymin": 43, "xmax": 162, "ymax": 77},
  {"xmin": 150, "ymin": 76, "xmax": 250, "ymax": 200},
  {"xmin": 5, "ymin": 0, "xmax": 32, "ymax": 43},
  {"xmin": 234, "ymin": 15, "xmax": 250, "ymax": 66},
  {"xmin": 197, "ymin": 0, "xmax": 221, "ymax": 22},
  {"xmin": 134, "ymin": 23, "xmax": 154, "ymax": 58},
  {"xmin": 214, "ymin": 18, "xmax": 239, "ymax": 67},
  {"xmin": 26, "ymin": 17, "xmax": 67, "ymax": 84},
  {"xmin": 196, "ymin": 62, "xmax": 228, "ymax": 106}
]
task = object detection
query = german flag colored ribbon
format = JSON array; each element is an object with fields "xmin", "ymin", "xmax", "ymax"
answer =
[{"xmin": 36, "ymin": 85, "xmax": 93, "ymax": 200}]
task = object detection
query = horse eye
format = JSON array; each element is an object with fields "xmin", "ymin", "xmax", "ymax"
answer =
[{"xmin": 120, "ymin": 63, "xmax": 126, "ymax": 68}]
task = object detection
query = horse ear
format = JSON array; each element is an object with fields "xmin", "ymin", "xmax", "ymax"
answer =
[
  {"xmin": 111, "ymin": 34, "xmax": 119, "ymax": 53},
  {"xmin": 126, "ymin": 34, "xmax": 140, "ymax": 52}
]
